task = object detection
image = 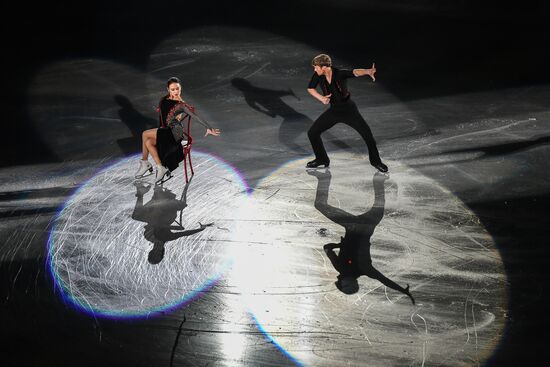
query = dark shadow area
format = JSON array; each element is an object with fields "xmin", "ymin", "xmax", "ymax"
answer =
[
  {"xmin": 3, "ymin": 1, "xmax": 550, "ymax": 167},
  {"xmin": 131, "ymin": 178, "xmax": 212, "ymax": 264},
  {"xmin": 432, "ymin": 135, "xmax": 550, "ymax": 158},
  {"xmin": 0, "ymin": 206, "xmax": 60, "ymax": 219},
  {"xmin": 407, "ymin": 135, "xmax": 550, "ymax": 166},
  {"xmin": 469, "ymin": 193, "xmax": 550, "ymax": 366},
  {"xmin": 449, "ymin": 135, "xmax": 550, "ymax": 156},
  {"xmin": 3, "ymin": 2, "xmax": 549, "ymax": 169},
  {"xmin": 309, "ymin": 169, "xmax": 414, "ymax": 303},
  {"xmin": 170, "ymin": 314, "xmax": 186, "ymax": 367},
  {"xmin": 0, "ymin": 248, "xmax": 296, "ymax": 367},
  {"xmin": 115, "ymin": 95, "xmax": 158, "ymax": 155},
  {"xmin": 231, "ymin": 78, "xmax": 352, "ymax": 154},
  {"xmin": 0, "ymin": 186, "xmax": 74, "ymax": 202},
  {"xmin": 0, "ymin": 186, "xmax": 74, "ymax": 218}
]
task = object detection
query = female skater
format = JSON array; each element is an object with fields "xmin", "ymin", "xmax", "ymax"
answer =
[{"xmin": 135, "ymin": 77, "xmax": 221, "ymax": 183}]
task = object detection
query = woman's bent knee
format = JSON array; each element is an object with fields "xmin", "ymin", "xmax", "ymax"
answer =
[{"xmin": 143, "ymin": 128, "xmax": 157, "ymax": 138}]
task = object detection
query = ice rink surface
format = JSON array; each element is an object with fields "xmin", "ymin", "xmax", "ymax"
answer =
[{"xmin": 2, "ymin": 3, "xmax": 550, "ymax": 366}]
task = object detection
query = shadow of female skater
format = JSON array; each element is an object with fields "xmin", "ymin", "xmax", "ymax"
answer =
[
  {"xmin": 231, "ymin": 78, "xmax": 351, "ymax": 154},
  {"xmin": 131, "ymin": 178, "xmax": 213, "ymax": 264},
  {"xmin": 114, "ymin": 95, "xmax": 157, "ymax": 154},
  {"xmin": 308, "ymin": 170, "xmax": 415, "ymax": 304}
]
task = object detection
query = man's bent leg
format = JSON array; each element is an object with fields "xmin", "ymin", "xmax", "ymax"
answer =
[
  {"xmin": 307, "ymin": 109, "xmax": 338, "ymax": 164},
  {"xmin": 346, "ymin": 111, "xmax": 388, "ymax": 172}
]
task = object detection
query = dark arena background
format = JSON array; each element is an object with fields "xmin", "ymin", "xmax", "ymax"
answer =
[{"xmin": 2, "ymin": 1, "xmax": 550, "ymax": 366}]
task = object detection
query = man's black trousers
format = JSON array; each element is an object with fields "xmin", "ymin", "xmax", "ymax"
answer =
[{"xmin": 307, "ymin": 100, "xmax": 382, "ymax": 165}]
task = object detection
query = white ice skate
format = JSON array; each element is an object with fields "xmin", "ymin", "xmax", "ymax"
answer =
[
  {"xmin": 135, "ymin": 160, "xmax": 153, "ymax": 179},
  {"xmin": 155, "ymin": 164, "xmax": 172, "ymax": 185}
]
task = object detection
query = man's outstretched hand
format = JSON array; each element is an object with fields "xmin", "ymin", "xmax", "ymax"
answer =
[{"xmin": 368, "ymin": 62, "xmax": 376, "ymax": 82}]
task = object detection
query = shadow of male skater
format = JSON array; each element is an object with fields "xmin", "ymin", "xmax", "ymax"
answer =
[
  {"xmin": 410, "ymin": 134, "xmax": 550, "ymax": 166},
  {"xmin": 131, "ymin": 178, "xmax": 212, "ymax": 264},
  {"xmin": 115, "ymin": 95, "xmax": 157, "ymax": 154},
  {"xmin": 309, "ymin": 170, "xmax": 415, "ymax": 304},
  {"xmin": 231, "ymin": 78, "xmax": 351, "ymax": 154}
]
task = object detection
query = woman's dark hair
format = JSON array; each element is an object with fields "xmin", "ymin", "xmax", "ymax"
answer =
[{"xmin": 166, "ymin": 77, "xmax": 180, "ymax": 87}]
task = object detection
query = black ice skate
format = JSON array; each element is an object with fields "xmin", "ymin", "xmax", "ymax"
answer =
[
  {"xmin": 306, "ymin": 159, "xmax": 330, "ymax": 169},
  {"xmin": 372, "ymin": 162, "xmax": 388, "ymax": 173}
]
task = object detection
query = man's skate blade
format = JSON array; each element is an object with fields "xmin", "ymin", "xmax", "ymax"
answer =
[{"xmin": 305, "ymin": 165, "xmax": 329, "ymax": 170}]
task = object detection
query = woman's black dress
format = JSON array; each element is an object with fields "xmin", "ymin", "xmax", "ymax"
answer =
[
  {"xmin": 156, "ymin": 96, "xmax": 213, "ymax": 172},
  {"xmin": 156, "ymin": 98, "xmax": 186, "ymax": 172}
]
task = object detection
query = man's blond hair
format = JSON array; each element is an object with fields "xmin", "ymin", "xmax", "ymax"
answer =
[{"xmin": 311, "ymin": 54, "xmax": 332, "ymax": 67}]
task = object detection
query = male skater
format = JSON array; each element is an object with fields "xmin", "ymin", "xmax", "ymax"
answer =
[{"xmin": 306, "ymin": 54, "xmax": 388, "ymax": 172}]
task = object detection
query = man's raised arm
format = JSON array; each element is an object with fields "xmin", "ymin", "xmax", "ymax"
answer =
[{"xmin": 353, "ymin": 62, "xmax": 376, "ymax": 81}]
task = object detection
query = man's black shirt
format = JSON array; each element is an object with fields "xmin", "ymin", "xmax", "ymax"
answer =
[{"xmin": 308, "ymin": 67, "xmax": 355, "ymax": 105}]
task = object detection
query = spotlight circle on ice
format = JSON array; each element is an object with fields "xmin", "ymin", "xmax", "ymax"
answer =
[
  {"xmin": 230, "ymin": 152, "xmax": 508, "ymax": 367},
  {"xmin": 48, "ymin": 151, "xmax": 250, "ymax": 318}
]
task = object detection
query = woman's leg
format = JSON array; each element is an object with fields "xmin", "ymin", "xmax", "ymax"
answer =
[
  {"xmin": 141, "ymin": 130, "xmax": 150, "ymax": 160},
  {"xmin": 142, "ymin": 128, "xmax": 161, "ymax": 165}
]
